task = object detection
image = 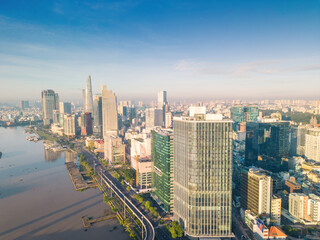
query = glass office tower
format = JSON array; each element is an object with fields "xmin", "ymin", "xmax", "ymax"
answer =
[
  {"xmin": 151, "ymin": 128, "xmax": 174, "ymax": 213},
  {"xmin": 173, "ymin": 115, "xmax": 233, "ymax": 238}
]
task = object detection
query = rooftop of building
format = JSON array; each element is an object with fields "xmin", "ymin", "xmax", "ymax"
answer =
[
  {"xmin": 152, "ymin": 127, "xmax": 173, "ymax": 136},
  {"xmin": 268, "ymin": 226, "xmax": 287, "ymax": 238},
  {"xmin": 173, "ymin": 115, "xmax": 232, "ymax": 123}
]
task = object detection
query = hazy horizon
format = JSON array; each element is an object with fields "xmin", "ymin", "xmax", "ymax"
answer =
[{"xmin": 0, "ymin": 0, "xmax": 319, "ymax": 102}]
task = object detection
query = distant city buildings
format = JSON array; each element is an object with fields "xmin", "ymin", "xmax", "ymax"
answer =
[
  {"xmin": 145, "ymin": 108, "xmax": 163, "ymax": 130},
  {"xmin": 231, "ymin": 105, "xmax": 259, "ymax": 124},
  {"xmin": 59, "ymin": 102, "xmax": 71, "ymax": 114},
  {"xmin": 84, "ymin": 75, "xmax": 94, "ymax": 115},
  {"xmin": 41, "ymin": 89, "xmax": 59, "ymax": 125},
  {"xmin": 63, "ymin": 114, "xmax": 76, "ymax": 137},
  {"xmin": 19, "ymin": 100, "xmax": 29, "ymax": 110},
  {"xmin": 81, "ymin": 112, "xmax": 93, "ymax": 136},
  {"xmin": 93, "ymin": 94, "xmax": 103, "ymax": 136}
]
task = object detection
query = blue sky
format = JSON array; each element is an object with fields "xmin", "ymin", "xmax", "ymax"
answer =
[{"xmin": 0, "ymin": 0, "xmax": 319, "ymax": 103}]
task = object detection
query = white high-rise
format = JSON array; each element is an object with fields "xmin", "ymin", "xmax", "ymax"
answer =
[
  {"xmin": 84, "ymin": 75, "xmax": 94, "ymax": 115},
  {"xmin": 305, "ymin": 128, "xmax": 320, "ymax": 162},
  {"xmin": 157, "ymin": 90, "xmax": 167, "ymax": 108}
]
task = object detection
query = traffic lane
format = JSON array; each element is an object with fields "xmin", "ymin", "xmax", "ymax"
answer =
[{"xmin": 100, "ymin": 173, "xmax": 154, "ymax": 240}]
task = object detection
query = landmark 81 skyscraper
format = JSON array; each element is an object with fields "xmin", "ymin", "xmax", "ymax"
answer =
[
  {"xmin": 173, "ymin": 108, "xmax": 233, "ymax": 238},
  {"xmin": 84, "ymin": 75, "xmax": 94, "ymax": 115}
]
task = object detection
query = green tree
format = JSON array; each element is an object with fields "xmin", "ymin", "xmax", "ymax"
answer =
[{"xmin": 145, "ymin": 201, "xmax": 151, "ymax": 209}]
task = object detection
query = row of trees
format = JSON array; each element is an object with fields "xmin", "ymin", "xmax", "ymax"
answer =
[{"xmin": 133, "ymin": 194, "xmax": 159, "ymax": 218}]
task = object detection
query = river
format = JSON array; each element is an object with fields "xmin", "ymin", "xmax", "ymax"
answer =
[{"xmin": 0, "ymin": 127, "xmax": 129, "ymax": 240}]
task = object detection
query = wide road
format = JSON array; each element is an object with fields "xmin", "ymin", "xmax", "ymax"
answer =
[
  {"xmin": 100, "ymin": 172, "xmax": 155, "ymax": 240},
  {"xmin": 77, "ymin": 145, "xmax": 155, "ymax": 240}
]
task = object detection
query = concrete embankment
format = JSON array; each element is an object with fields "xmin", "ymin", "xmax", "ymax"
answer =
[{"xmin": 65, "ymin": 162, "xmax": 88, "ymax": 191}]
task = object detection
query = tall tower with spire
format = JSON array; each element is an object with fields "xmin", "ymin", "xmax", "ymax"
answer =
[{"xmin": 85, "ymin": 75, "xmax": 94, "ymax": 115}]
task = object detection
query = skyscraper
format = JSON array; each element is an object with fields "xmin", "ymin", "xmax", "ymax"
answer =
[
  {"xmin": 230, "ymin": 105, "xmax": 259, "ymax": 127},
  {"xmin": 145, "ymin": 108, "xmax": 163, "ymax": 130},
  {"xmin": 84, "ymin": 75, "xmax": 94, "ymax": 115},
  {"xmin": 59, "ymin": 102, "xmax": 72, "ymax": 114},
  {"xmin": 157, "ymin": 90, "xmax": 167, "ymax": 108},
  {"xmin": 63, "ymin": 114, "xmax": 76, "ymax": 137},
  {"xmin": 151, "ymin": 128, "xmax": 174, "ymax": 213},
  {"xmin": 81, "ymin": 112, "xmax": 93, "ymax": 136},
  {"xmin": 102, "ymin": 85, "xmax": 118, "ymax": 136},
  {"xmin": 305, "ymin": 128, "xmax": 320, "ymax": 162},
  {"xmin": 245, "ymin": 121, "xmax": 290, "ymax": 172},
  {"xmin": 173, "ymin": 109, "xmax": 233, "ymax": 238},
  {"xmin": 41, "ymin": 89, "xmax": 59, "ymax": 125},
  {"xmin": 240, "ymin": 167, "xmax": 272, "ymax": 216},
  {"xmin": 93, "ymin": 94, "xmax": 103, "ymax": 136}
]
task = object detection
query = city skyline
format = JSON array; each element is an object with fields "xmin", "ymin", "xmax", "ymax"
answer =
[{"xmin": 0, "ymin": 0, "xmax": 319, "ymax": 103}]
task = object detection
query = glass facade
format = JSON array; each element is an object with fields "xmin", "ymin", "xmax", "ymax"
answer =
[
  {"xmin": 151, "ymin": 128, "xmax": 174, "ymax": 213},
  {"xmin": 245, "ymin": 121, "xmax": 290, "ymax": 172},
  {"xmin": 173, "ymin": 118, "xmax": 233, "ymax": 238},
  {"xmin": 231, "ymin": 105, "xmax": 259, "ymax": 124}
]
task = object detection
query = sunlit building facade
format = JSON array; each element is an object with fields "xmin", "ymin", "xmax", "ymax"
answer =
[{"xmin": 173, "ymin": 113, "xmax": 233, "ymax": 238}]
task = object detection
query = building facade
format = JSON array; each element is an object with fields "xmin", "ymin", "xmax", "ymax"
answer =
[
  {"xmin": 145, "ymin": 108, "xmax": 163, "ymax": 130},
  {"xmin": 305, "ymin": 128, "xmax": 320, "ymax": 162},
  {"xmin": 63, "ymin": 114, "xmax": 76, "ymax": 137},
  {"xmin": 173, "ymin": 113, "xmax": 233, "ymax": 238},
  {"xmin": 151, "ymin": 128, "xmax": 174, "ymax": 213},
  {"xmin": 240, "ymin": 167, "xmax": 272, "ymax": 216},
  {"xmin": 245, "ymin": 121, "xmax": 290, "ymax": 172},
  {"xmin": 81, "ymin": 112, "xmax": 93, "ymax": 136},
  {"xmin": 41, "ymin": 89, "xmax": 59, "ymax": 125},
  {"xmin": 93, "ymin": 94, "xmax": 103, "ymax": 136},
  {"xmin": 289, "ymin": 193, "xmax": 309, "ymax": 220},
  {"xmin": 84, "ymin": 75, "xmax": 94, "ymax": 115}
]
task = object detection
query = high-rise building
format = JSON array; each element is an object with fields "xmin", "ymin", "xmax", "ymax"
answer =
[
  {"xmin": 93, "ymin": 94, "xmax": 103, "ymax": 136},
  {"xmin": 145, "ymin": 108, "xmax": 163, "ymax": 130},
  {"xmin": 308, "ymin": 194, "xmax": 320, "ymax": 222},
  {"xmin": 165, "ymin": 112, "xmax": 173, "ymax": 128},
  {"xmin": 52, "ymin": 110, "xmax": 60, "ymax": 124},
  {"xmin": 63, "ymin": 114, "xmax": 76, "ymax": 137},
  {"xmin": 245, "ymin": 121, "xmax": 290, "ymax": 172},
  {"xmin": 289, "ymin": 193, "xmax": 309, "ymax": 220},
  {"xmin": 151, "ymin": 128, "xmax": 174, "ymax": 213},
  {"xmin": 102, "ymin": 85, "xmax": 119, "ymax": 162},
  {"xmin": 84, "ymin": 75, "xmax": 94, "ymax": 115},
  {"xmin": 296, "ymin": 125, "xmax": 311, "ymax": 156},
  {"xmin": 240, "ymin": 167, "xmax": 272, "ymax": 216},
  {"xmin": 41, "ymin": 90, "xmax": 59, "ymax": 125},
  {"xmin": 231, "ymin": 105, "xmax": 259, "ymax": 124},
  {"xmin": 102, "ymin": 85, "xmax": 118, "ymax": 136},
  {"xmin": 19, "ymin": 100, "xmax": 29, "ymax": 110},
  {"xmin": 81, "ymin": 112, "xmax": 93, "ymax": 136},
  {"xmin": 104, "ymin": 135, "xmax": 125, "ymax": 164},
  {"xmin": 271, "ymin": 195, "xmax": 282, "ymax": 226},
  {"xmin": 157, "ymin": 90, "xmax": 167, "ymax": 108},
  {"xmin": 305, "ymin": 128, "xmax": 320, "ymax": 162},
  {"xmin": 173, "ymin": 110, "xmax": 233, "ymax": 238},
  {"xmin": 59, "ymin": 102, "xmax": 72, "ymax": 114}
]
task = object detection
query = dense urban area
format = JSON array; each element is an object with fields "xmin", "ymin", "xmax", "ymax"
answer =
[{"xmin": 0, "ymin": 76, "xmax": 320, "ymax": 240}]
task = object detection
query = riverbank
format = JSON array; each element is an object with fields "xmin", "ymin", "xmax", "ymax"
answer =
[{"xmin": 0, "ymin": 127, "xmax": 129, "ymax": 240}]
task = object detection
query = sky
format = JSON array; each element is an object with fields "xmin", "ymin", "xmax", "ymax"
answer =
[{"xmin": 0, "ymin": 0, "xmax": 319, "ymax": 103}]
